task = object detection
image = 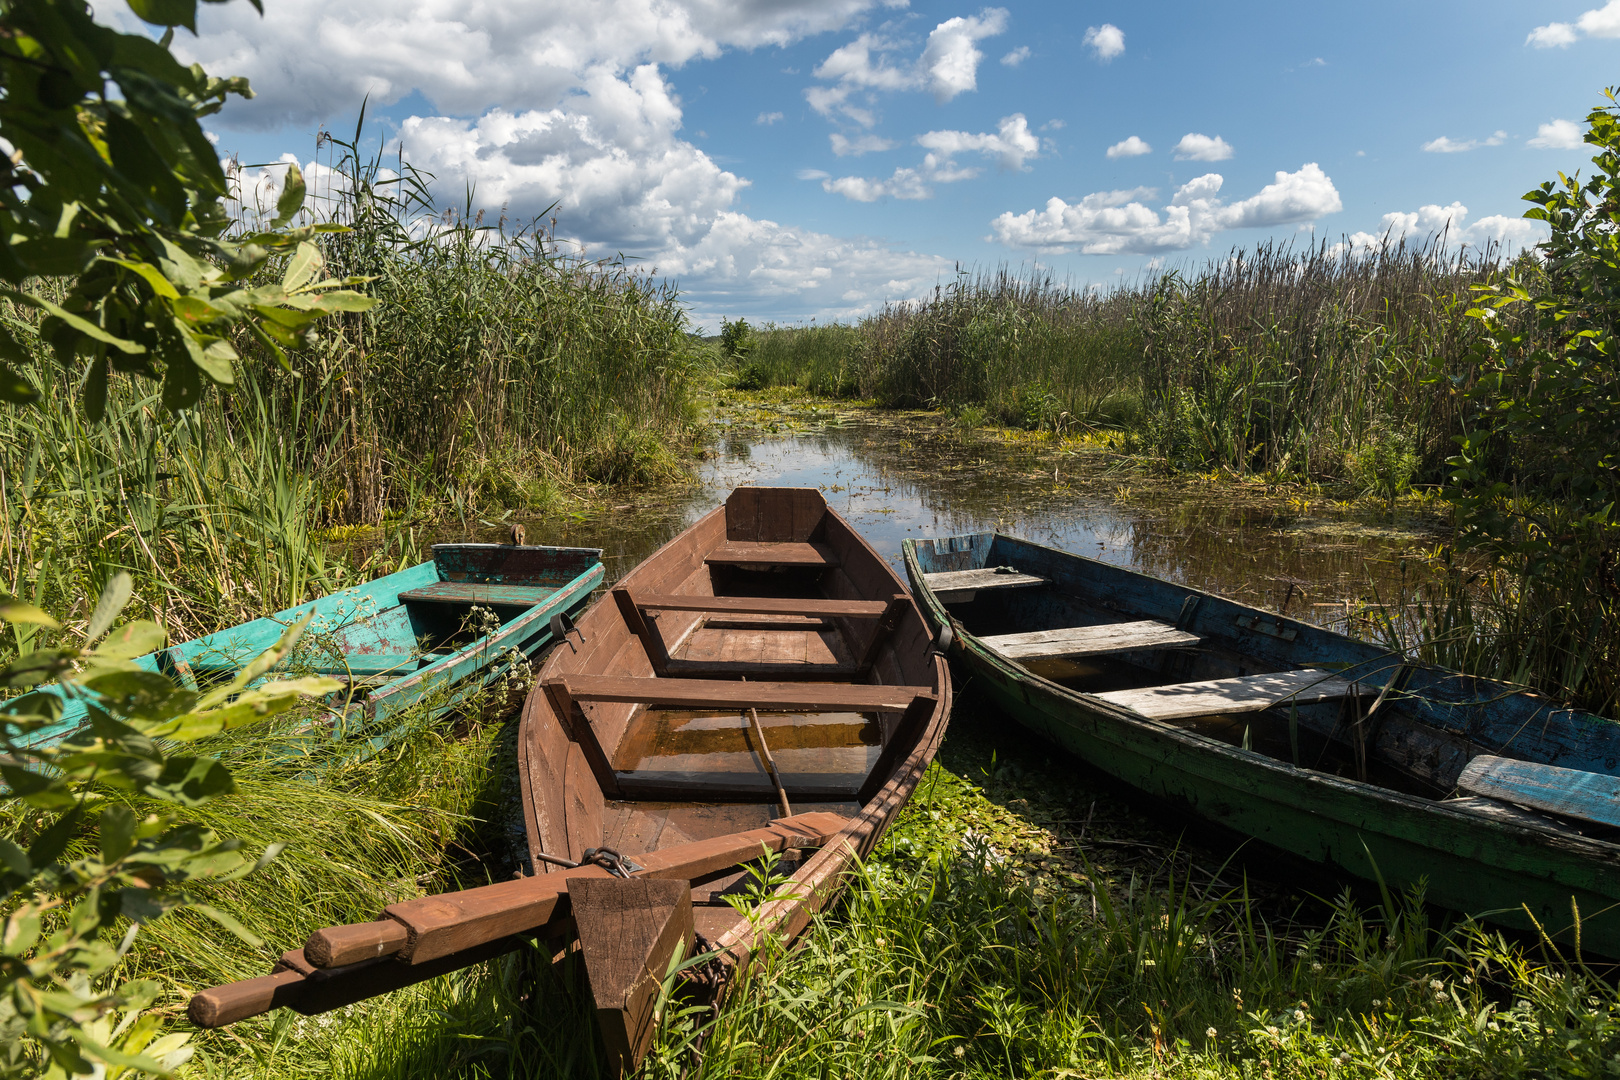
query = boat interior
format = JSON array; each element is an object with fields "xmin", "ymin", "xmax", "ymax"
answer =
[
  {"xmin": 161, "ymin": 543, "xmax": 602, "ymax": 689},
  {"xmin": 522, "ymin": 488, "xmax": 946, "ymax": 939},
  {"xmin": 912, "ymin": 531, "xmax": 1620, "ymax": 843}
]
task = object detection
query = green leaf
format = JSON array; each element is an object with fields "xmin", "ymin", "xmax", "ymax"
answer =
[
  {"xmin": 171, "ymin": 295, "xmax": 224, "ymax": 325},
  {"xmin": 161, "ymin": 346, "xmax": 204, "ymax": 411},
  {"xmin": 310, "ymin": 290, "xmax": 378, "ymax": 313},
  {"xmin": 0, "ymin": 836, "xmax": 32, "ymax": 877},
  {"xmin": 99, "ymin": 258, "xmax": 181, "ymax": 301},
  {"xmin": 100, "ymin": 806, "xmax": 137, "ymax": 863},
  {"xmin": 91, "ymin": 619, "xmax": 166, "ymax": 660},
  {"xmin": 272, "ymin": 161, "xmax": 307, "ymax": 229},
  {"xmin": 2, "ymin": 911, "xmax": 42, "ymax": 957},
  {"xmin": 0, "ymin": 597, "xmax": 59, "ymax": 629},
  {"xmin": 282, "ymin": 241, "xmax": 322, "ymax": 293},
  {"xmin": 143, "ymin": 756, "xmax": 235, "ymax": 805},
  {"xmin": 125, "ymin": 0, "xmax": 199, "ymax": 30},
  {"xmin": 189, "ymin": 903, "xmax": 265, "ymax": 948},
  {"xmin": 86, "ymin": 573, "xmax": 134, "ymax": 643},
  {"xmin": 83, "ymin": 356, "xmax": 109, "ymax": 423},
  {"xmin": 0, "ymin": 360, "xmax": 42, "ymax": 404},
  {"xmin": 82, "ymin": 669, "xmax": 197, "ymax": 721},
  {"xmin": 172, "ymin": 319, "xmax": 235, "ymax": 385},
  {"xmin": 4, "ymin": 291, "xmax": 146, "ymax": 356}
]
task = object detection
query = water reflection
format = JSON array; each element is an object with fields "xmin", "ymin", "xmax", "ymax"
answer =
[{"xmin": 443, "ymin": 417, "xmax": 1446, "ymax": 632}]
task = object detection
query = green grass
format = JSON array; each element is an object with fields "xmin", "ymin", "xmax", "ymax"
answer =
[{"xmin": 111, "ymin": 691, "xmax": 1620, "ymax": 1080}]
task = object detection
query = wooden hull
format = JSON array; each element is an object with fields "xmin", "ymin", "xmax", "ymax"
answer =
[
  {"xmin": 520, "ymin": 488, "xmax": 951, "ymax": 1072},
  {"xmin": 904, "ymin": 531, "xmax": 1620, "ymax": 957},
  {"xmin": 23, "ymin": 543, "xmax": 604, "ymax": 761}
]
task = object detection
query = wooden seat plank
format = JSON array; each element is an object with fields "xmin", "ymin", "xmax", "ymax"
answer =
[
  {"xmin": 551, "ymin": 674, "xmax": 932, "ymax": 713},
  {"xmin": 923, "ymin": 567, "xmax": 1048, "ymax": 603},
  {"xmin": 981, "ymin": 620, "xmax": 1200, "ymax": 660},
  {"xmin": 632, "ymin": 593, "xmax": 891, "ymax": 618},
  {"xmin": 1457, "ymin": 755, "xmax": 1620, "ymax": 829},
  {"xmin": 705, "ymin": 542, "xmax": 839, "ymax": 569},
  {"xmin": 1094, "ymin": 668, "xmax": 1358, "ymax": 722},
  {"xmin": 398, "ymin": 581, "xmax": 559, "ymax": 608}
]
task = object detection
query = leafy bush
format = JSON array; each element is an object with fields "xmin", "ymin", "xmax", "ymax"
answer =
[{"xmin": 1, "ymin": 575, "xmax": 336, "ymax": 1076}]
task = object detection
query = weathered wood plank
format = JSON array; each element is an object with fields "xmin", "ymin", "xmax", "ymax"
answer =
[
  {"xmin": 630, "ymin": 592, "xmax": 891, "ymax": 618},
  {"xmin": 552, "ymin": 674, "xmax": 933, "ymax": 713},
  {"xmin": 574, "ymin": 878, "xmax": 694, "ymax": 1077},
  {"xmin": 397, "ymin": 581, "xmax": 560, "ymax": 608},
  {"xmin": 923, "ymin": 567, "xmax": 1048, "ymax": 602},
  {"xmin": 1458, "ymin": 756, "xmax": 1620, "ymax": 829},
  {"xmin": 1442, "ymin": 795, "xmax": 1584, "ymax": 836},
  {"xmin": 705, "ymin": 542, "xmax": 840, "ymax": 568},
  {"xmin": 981, "ymin": 620, "xmax": 1200, "ymax": 660},
  {"xmin": 1093, "ymin": 668, "xmax": 1357, "ymax": 721}
]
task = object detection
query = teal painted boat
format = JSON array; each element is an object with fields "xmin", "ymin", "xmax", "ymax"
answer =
[
  {"xmin": 904, "ymin": 531, "xmax": 1620, "ymax": 956},
  {"xmin": 21, "ymin": 543, "xmax": 604, "ymax": 761}
]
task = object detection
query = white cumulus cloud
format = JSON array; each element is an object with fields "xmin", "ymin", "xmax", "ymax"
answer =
[
  {"xmin": 1083, "ymin": 23, "xmax": 1125, "ymax": 61},
  {"xmin": 1528, "ymin": 119, "xmax": 1584, "ymax": 150},
  {"xmin": 135, "ymin": 0, "xmax": 965, "ymax": 325},
  {"xmin": 830, "ymin": 133, "xmax": 896, "ymax": 156},
  {"xmin": 806, "ymin": 10, "xmax": 1009, "ymax": 126},
  {"xmin": 917, "ymin": 113, "xmax": 1040, "ymax": 170},
  {"xmin": 757, "ymin": 111, "xmax": 784, "ymax": 125},
  {"xmin": 1106, "ymin": 135, "xmax": 1151, "ymax": 158},
  {"xmin": 1173, "ymin": 133, "xmax": 1233, "ymax": 161},
  {"xmin": 920, "ymin": 9, "xmax": 1010, "ymax": 101},
  {"xmin": 826, "ymin": 114, "xmax": 1039, "ymax": 201},
  {"xmin": 1421, "ymin": 131, "xmax": 1506, "ymax": 153},
  {"xmin": 1000, "ymin": 46, "xmax": 1030, "ymax": 66},
  {"xmin": 1528, "ymin": 1, "xmax": 1620, "ymax": 46},
  {"xmin": 989, "ymin": 163, "xmax": 1341, "ymax": 255},
  {"xmin": 1337, "ymin": 202, "xmax": 1546, "ymax": 255},
  {"xmin": 162, "ymin": 0, "xmax": 901, "ymax": 130}
]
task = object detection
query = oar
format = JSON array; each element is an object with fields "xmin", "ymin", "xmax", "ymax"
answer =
[{"xmin": 739, "ymin": 677, "xmax": 791, "ymax": 817}]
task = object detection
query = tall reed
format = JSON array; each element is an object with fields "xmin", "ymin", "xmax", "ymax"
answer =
[
  {"xmin": 0, "ymin": 129, "xmax": 707, "ymax": 650},
  {"xmin": 737, "ymin": 240, "xmax": 1521, "ymax": 486}
]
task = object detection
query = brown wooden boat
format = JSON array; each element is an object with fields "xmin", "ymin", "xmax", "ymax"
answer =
[{"xmin": 188, "ymin": 487, "xmax": 951, "ymax": 1076}]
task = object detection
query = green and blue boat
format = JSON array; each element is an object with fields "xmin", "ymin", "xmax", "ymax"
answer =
[
  {"xmin": 20, "ymin": 542, "xmax": 603, "ymax": 760},
  {"xmin": 905, "ymin": 530, "xmax": 1620, "ymax": 956}
]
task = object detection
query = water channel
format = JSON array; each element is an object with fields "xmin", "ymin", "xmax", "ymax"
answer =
[{"xmin": 458, "ymin": 407, "xmax": 1451, "ymax": 636}]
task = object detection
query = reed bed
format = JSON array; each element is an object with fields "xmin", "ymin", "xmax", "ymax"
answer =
[
  {"xmin": 741, "ymin": 239, "xmax": 1518, "ymax": 488},
  {"xmin": 0, "ymin": 139, "xmax": 708, "ymax": 651}
]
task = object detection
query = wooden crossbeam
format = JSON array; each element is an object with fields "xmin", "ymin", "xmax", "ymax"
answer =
[
  {"xmin": 980, "ymin": 620, "xmax": 1200, "ymax": 661},
  {"xmin": 923, "ymin": 567, "xmax": 1048, "ymax": 603},
  {"xmin": 1458, "ymin": 755, "xmax": 1620, "ymax": 829},
  {"xmin": 1093, "ymin": 668, "xmax": 1358, "ymax": 722},
  {"xmin": 705, "ymin": 542, "xmax": 839, "ymax": 569},
  {"xmin": 629, "ymin": 592, "xmax": 892, "ymax": 618},
  {"xmin": 549, "ymin": 674, "xmax": 933, "ymax": 714}
]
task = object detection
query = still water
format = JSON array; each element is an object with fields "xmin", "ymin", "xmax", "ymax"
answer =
[{"xmin": 468, "ymin": 412, "xmax": 1447, "ymax": 633}]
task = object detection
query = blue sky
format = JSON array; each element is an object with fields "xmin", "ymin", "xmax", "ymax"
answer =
[{"xmin": 152, "ymin": 0, "xmax": 1619, "ymax": 330}]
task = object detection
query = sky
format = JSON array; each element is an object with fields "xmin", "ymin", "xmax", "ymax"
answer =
[{"xmin": 135, "ymin": 0, "xmax": 1620, "ymax": 330}]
